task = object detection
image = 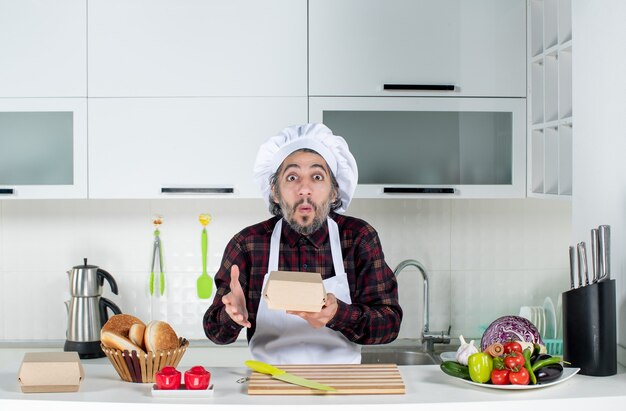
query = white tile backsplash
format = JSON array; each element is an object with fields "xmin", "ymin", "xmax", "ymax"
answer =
[{"xmin": 0, "ymin": 198, "xmax": 571, "ymax": 342}]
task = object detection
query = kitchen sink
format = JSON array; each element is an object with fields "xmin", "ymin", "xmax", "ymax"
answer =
[
  {"xmin": 361, "ymin": 349, "xmax": 439, "ymax": 365},
  {"xmin": 360, "ymin": 341, "xmax": 459, "ymax": 366}
]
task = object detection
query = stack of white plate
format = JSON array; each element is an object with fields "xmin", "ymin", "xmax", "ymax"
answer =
[{"xmin": 519, "ymin": 297, "xmax": 557, "ymax": 340}]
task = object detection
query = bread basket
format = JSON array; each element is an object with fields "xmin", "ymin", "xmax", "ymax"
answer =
[{"xmin": 101, "ymin": 338, "xmax": 189, "ymax": 383}]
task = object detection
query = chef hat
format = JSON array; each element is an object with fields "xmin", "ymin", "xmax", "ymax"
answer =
[{"xmin": 253, "ymin": 123, "xmax": 358, "ymax": 213}]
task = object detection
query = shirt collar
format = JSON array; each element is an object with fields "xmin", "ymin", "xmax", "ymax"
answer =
[{"xmin": 281, "ymin": 217, "xmax": 329, "ymax": 249}]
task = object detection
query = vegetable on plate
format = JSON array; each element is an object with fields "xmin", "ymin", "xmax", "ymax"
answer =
[{"xmin": 467, "ymin": 352, "xmax": 493, "ymax": 383}]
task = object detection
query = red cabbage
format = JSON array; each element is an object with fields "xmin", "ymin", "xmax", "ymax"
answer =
[{"xmin": 480, "ymin": 315, "xmax": 544, "ymax": 351}]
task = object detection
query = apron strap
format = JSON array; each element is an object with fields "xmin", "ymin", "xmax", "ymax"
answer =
[{"xmin": 268, "ymin": 217, "xmax": 346, "ymax": 277}]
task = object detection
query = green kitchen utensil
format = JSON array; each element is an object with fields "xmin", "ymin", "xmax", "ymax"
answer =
[
  {"xmin": 197, "ymin": 213, "xmax": 213, "ymax": 299},
  {"xmin": 150, "ymin": 215, "xmax": 165, "ymax": 296},
  {"xmin": 245, "ymin": 360, "xmax": 337, "ymax": 392}
]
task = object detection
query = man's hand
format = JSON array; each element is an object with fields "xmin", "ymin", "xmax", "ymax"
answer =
[
  {"xmin": 221, "ymin": 265, "xmax": 251, "ymax": 328},
  {"xmin": 288, "ymin": 293, "xmax": 339, "ymax": 329}
]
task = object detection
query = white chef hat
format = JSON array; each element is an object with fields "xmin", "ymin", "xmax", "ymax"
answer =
[{"xmin": 253, "ymin": 123, "xmax": 358, "ymax": 213}]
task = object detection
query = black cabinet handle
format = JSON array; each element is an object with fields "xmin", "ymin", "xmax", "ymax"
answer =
[
  {"xmin": 161, "ymin": 187, "xmax": 234, "ymax": 194},
  {"xmin": 0, "ymin": 188, "xmax": 15, "ymax": 195},
  {"xmin": 384, "ymin": 187, "xmax": 455, "ymax": 194},
  {"xmin": 383, "ymin": 84, "xmax": 455, "ymax": 91}
]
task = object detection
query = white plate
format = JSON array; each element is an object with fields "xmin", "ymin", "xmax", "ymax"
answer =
[
  {"xmin": 151, "ymin": 384, "xmax": 214, "ymax": 397},
  {"xmin": 440, "ymin": 352, "xmax": 457, "ymax": 362},
  {"xmin": 450, "ymin": 367, "xmax": 580, "ymax": 390},
  {"xmin": 543, "ymin": 297, "xmax": 557, "ymax": 339}
]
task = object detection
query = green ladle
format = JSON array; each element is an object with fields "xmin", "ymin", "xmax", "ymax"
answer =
[{"xmin": 197, "ymin": 214, "xmax": 213, "ymax": 299}]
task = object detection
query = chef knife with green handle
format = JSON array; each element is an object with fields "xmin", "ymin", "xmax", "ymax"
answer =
[{"xmin": 245, "ymin": 360, "xmax": 337, "ymax": 392}]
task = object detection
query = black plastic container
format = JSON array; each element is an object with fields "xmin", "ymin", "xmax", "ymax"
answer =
[{"xmin": 562, "ymin": 279, "xmax": 617, "ymax": 376}]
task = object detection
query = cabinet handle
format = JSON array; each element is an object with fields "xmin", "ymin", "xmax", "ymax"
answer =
[
  {"xmin": 161, "ymin": 187, "xmax": 234, "ymax": 194},
  {"xmin": 0, "ymin": 188, "xmax": 15, "ymax": 195},
  {"xmin": 384, "ymin": 187, "xmax": 455, "ymax": 194},
  {"xmin": 383, "ymin": 84, "xmax": 455, "ymax": 91}
]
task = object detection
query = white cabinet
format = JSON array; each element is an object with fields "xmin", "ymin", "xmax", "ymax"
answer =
[
  {"xmin": 528, "ymin": 0, "xmax": 572, "ymax": 197},
  {"xmin": 310, "ymin": 97, "xmax": 527, "ymax": 198},
  {"xmin": 309, "ymin": 0, "xmax": 526, "ymax": 97},
  {"xmin": 88, "ymin": 0, "xmax": 307, "ymax": 97},
  {"xmin": 0, "ymin": 99, "xmax": 88, "ymax": 199},
  {"xmin": 88, "ymin": 98, "xmax": 307, "ymax": 199},
  {"xmin": 0, "ymin": 0, "xmax": 86, "ymax": 97}
]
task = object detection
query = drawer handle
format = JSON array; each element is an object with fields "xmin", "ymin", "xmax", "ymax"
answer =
[
  {"xmin": 161, "ymin": 187, "xmax": 234, "ymax": 194},
  {"xmin": 383, "ymin": 84, "xmax": 455, "ymax": 91},
  {"xmin": 384, "ymin": 187, "xmax": 455, "ymax": 194},
  {"xmin": 0, "ymin": 188, "xmax": 15, "ymax": 195}
]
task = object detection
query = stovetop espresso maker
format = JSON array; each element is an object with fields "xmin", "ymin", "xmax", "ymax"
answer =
[{"xmin": 64, "ymin": 258, "xmax": 122, "ymax": 359}]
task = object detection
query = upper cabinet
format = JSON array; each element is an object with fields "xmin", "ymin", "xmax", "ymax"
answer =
[
  {"xmin": 87, "ymin": 0, "xmax": 307, "ymax": 97},
  {"xmin": 310, "ymin": 97, "xmax": 526, "ymax": 198},
  {"xmin": 309, "ymin": 0, "xmax": 526, "ymax": 97},
  {"xmin": 528, "ymin": 0, "xmax": 573, "ymax": 198},
  {"xmin": 0, "ymin": 0, "xmax": 87, "ymax": 97},
  {"xmin": 0, "ymin": 98, "xmax": 88, "ymax": 199},
  {"xmin": 88, "ymin": 97, "xmax": 307, "ymax": 199}
]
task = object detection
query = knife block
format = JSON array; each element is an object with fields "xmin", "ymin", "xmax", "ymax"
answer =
[{"xmin": 562, "ymin": 279, "xmax": 616, "ymax": 376}]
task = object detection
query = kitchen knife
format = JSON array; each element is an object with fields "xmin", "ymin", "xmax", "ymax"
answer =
[
  {"xmin": 591, "ymin": 228, "xmax": 599, "ymax": 283},
  {"xmin": 576, "ymin": 242, "xmax": 588, "ymax": 287},
  {"xmin": 568, "ymin": 245, "xmax": 576, "ymax": 289},
  {"xmin": 245, "ymin": 360, "xmax": 337, "ymax": 392},
  {"xmin": 598, "ymin": 225, "xmax": 611, "ymax": 281}
]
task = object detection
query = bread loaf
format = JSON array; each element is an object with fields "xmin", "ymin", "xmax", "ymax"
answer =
[
  {"xmin": 101, "ymin": 314, "xmax": 146, "ymax": 354},
  {"xmin": 128, "ymin": 323, "xmax": 146, "ymax": 348},
  {"xmin": 144, "ymin": 320, "xmax": 179, "ymax": 352},
  {"xmin": 101, "ymin": 330, "xmax": 146, "ymax": 355}
]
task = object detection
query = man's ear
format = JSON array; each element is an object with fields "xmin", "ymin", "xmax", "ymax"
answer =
[{"xmin": 271, "ymin": 184, "xmax": 279, "ymax": 204}]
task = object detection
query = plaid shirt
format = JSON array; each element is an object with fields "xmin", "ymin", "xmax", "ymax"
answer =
[{"xmin": 203, "ymin": 212, "xmax": 402, "ymax": 345}]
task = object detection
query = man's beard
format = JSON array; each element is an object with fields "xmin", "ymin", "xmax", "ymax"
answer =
[{"xmin": 279, "ymin": 197, "xmax": 332, "ymax": 235}]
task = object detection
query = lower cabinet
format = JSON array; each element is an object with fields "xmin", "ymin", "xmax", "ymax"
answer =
[{"xmin": 87, "ymin": 97, "xmax": 307, "ymax": 199}]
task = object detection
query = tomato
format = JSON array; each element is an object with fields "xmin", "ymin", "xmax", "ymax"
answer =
[
  {"xmin": 490, "ymin": 369, "xmax": 510, "ymax": 385},
  {"xmin": 503, "ymin": 352, "xmax": 525, "ymax": 370},
  {"xmin": 503, "ymin": 341, "xmax": 523, "ymax": 354},
  {"xmin": 509, "ymin": 367, "xmax": 530, "ymax": 385},
  {"xmin": 467, "ymin": 353, "xmax": 493, "ymax": 383}
]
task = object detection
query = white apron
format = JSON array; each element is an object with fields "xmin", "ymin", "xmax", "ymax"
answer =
[{"xmin": 249, "ymin": 217, "xmax": 361, "ymax": 364}]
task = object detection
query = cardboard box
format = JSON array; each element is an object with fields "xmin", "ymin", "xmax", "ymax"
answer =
[
  {"xmin": 18, "ymin": 352, "xmax": 84, "ymax": 393},
  {"xmin": 263, "ymin": 271, "xmax": 326, "ymax": 312}
]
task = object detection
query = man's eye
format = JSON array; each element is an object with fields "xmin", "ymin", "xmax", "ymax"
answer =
[
  {"xmin": 286, "ymin": 175, "xmax": 297, "ymax": 182},
  {"xmin": 313, "ymin": 174, "xmax": 324, "ymax": 181}
]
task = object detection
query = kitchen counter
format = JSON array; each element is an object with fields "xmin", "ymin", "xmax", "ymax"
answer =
[{"xmin": 1, "ymin": 347, "xmax": 625, "ymax": 411}]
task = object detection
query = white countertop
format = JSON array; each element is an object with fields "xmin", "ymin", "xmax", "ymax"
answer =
[{"xmin": 1, "ymin": 347, "xmax": 625, "ymax": 411}]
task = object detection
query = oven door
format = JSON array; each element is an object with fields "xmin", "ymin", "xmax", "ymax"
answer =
[{"xmin": 309, "ymin": 97, "xmax": 526, "ymax": 198}]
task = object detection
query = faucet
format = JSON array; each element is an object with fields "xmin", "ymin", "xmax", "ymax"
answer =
[{"xmin": 393, "ymin": 259, "xmax": 451, "ymax": 352}]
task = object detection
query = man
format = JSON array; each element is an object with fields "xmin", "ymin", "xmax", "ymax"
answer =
[{"xmin": 203, "ymin": 123, "xmax": 402, "ymax": 364}]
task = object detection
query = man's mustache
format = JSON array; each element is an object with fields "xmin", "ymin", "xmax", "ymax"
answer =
[{"xmin": 292, "ymin": 198, "xmax": 318, "ymax": 212}]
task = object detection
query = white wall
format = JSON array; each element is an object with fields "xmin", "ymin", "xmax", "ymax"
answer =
[
  {"xmin": 572, "ymin": 0, "xmax": 626, "ymax": 364},
  {"xmin": 0, "ymin": 198, "xmax": 571, "ymax": 343}
]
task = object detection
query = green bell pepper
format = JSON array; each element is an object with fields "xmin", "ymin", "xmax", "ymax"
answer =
[{"xmin": 467, "ymin": 352, "xmax": 494, "ymax": 383}]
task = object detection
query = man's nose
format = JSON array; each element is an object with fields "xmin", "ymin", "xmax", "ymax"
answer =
[{"xmin": 298, "ymin": 180, "xmax": 312, "ymax": 196}]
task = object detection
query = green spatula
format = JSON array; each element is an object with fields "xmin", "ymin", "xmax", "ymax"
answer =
[{"xmin": 197, "ymin": 214, "xmax": 213, "ymax": 299}]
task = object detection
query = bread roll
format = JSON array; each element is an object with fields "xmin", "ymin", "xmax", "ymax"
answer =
[
  {"xmin": 101, "ymin": 330, "xmax": 146, "ymax": 355},
  {"xmin": 144, "ymin": 320, "xmax": 179, "ymax": 352},
  {"xmin": 100, "ymin": 314, "xmax": 146, "ymax": 353},
  {"xmin": 129, "ymin": 323, "xmax": 146, "ymax": 348},
  {"xmin": 101, "ymin": 314, "xmax": 145, "ymax": 338}
]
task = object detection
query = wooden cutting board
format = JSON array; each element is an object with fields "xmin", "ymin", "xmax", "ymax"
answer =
[{"xmin": 247, "ymin": 364, "xmax": 405, "ymax": 395}]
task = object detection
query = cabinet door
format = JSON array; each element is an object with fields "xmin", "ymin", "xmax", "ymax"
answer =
[
  {"xmin": 0, "ymin": 99, "xmax": 87, "ymax": 198},
  {"xmin": 88, "ymin": 97, "xmax": 307, "ymax": 199},
  {"xmin": 0, "ymin": 0, "xmax": 86, "ymax": 97},
  {"xmin": 309, "ymin": 0, "xmax": 526, "ymax": 97},
  {"xmin": 310, "ymin": 97, "xmax": 526, "ymax": 198},
  {"xmin": 88, "ymin": 0, "xmax": 307, "ymax": 97}
]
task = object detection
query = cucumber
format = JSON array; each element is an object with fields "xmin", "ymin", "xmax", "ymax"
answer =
[{"xmin": 440, "ymin": 361, "xmax": 471, "ymax": 380}]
